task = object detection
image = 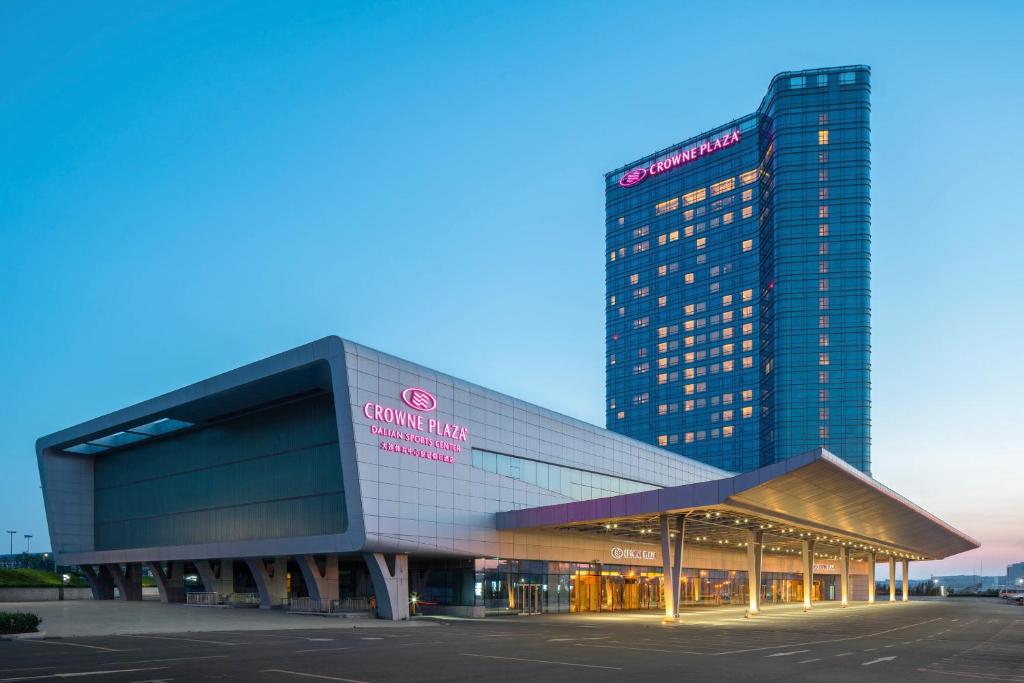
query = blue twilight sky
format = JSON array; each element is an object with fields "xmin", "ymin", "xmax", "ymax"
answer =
[{"xmin": 1, "ymin": 1, "xmax": 1021, "ymax": 578}]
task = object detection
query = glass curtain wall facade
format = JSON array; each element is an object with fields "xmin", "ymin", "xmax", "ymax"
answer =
[{"xmin": 605, "ymin": 66, "xmax": 871, "ymax": 474}]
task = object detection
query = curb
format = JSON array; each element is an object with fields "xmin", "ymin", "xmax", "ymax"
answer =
[{"xmin": 0, "ymin": 631, "xmax": 47, "ymax": 641}]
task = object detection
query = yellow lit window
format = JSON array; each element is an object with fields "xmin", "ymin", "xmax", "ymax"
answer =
[
  {"xmin": 657, "ymin": 342, "xmax": 668, "ymax": 353},
  {"xmin": 684, "ymin": 320, "xmax": 695, "ymax": 331},
  {"xmin": 669, "ymin": 230, "xmax": 679, "ymax": 242},
  {"xmin": 723, "ymin": 426, "xmax": 734, "ymax": 438},
  {"xmin": 684, "ymin": 272, "xmax": 695, "ymax": 284},
  {"xmin": 657, "ymin": 326, "xmax": 668, "ymax": 338},
  {"xmin": 684, "ymin": 304, "xmax": 695, "ymax": 315},
  {"xmin": 657, "ymin": 357, "xmax": 668, "ymax": 369},
  {"xmin": 655, "ymin": 197, "xmax": 679, "ymax": 215},
  {"xmin": 657, "ymin": 435, "xmax": 668, "ymax": 446},
  {"xmin": 819, "ymin": 205, "xmax": 829, "ymax": 218},
  {"xmin": 657, "ymin": 404, "xmax": 668, "ymax": 415},
  {"xmin": 722, "ymin": 327, "xmax": 733, "ymax": 339},
  {"xmin": 722, "ymin": 410, "xmax": 733, "ymax": 421},
  {"xmin": 741, "ymin": 306, "xmax": 753, "ymax": 318},
  {"xmin": 684, "ymin": 368, "xmax": 695, "ymax": 379},
  {"xmin": 684, "ymin": 335, "xmax": 694, "ymax": 347},
  {"xmin": 742, "ymin": 206, "xmax": 753, "ymax": 219},
  {"xmin": 684, "ymin": 225, "xmax": 694, "ymax": 237},
  {"xmin": 722, "ymin": 294, "xmax": 733, "ymax": 306},
  {"xmin": 818, "ymin": 130, "xmax": 829, "ymax": 145},
  {"xmin": 684, "ymin": 383, "xmax": 695, "ymax": 395},
  {"xmin": 819, "ymin": 352, "xmax": 830, "ymax": 366},
  {"xmin": 722, "ymin": 311, "xmax": 734, "ymax": 322},
  {"xmin": 658, "ymin": 234, "xmax": 667, "ymax": 246},
  {"xmin": 742, "ymin": 339, "xmax": 753, "ymax": 352},
  {"xmin": 617, "ymin": 411, "xmax": 625, "ymax": 420},
  {"xmin": 684, "ymin": 352, "xmax": 695, "ymax": 363},
  {"xmin": 742, "ymin": 323, "xmax": 753, "ymax": 335},
  {"xmin": 722, "ymin": 343, "xmax": 734, "ymax": 355},
  {"xmin": 657, "ymin": 373, "xmax": 668, "ymax": 385},
  {"xmin": 710, "ymin": 178, "xmax": 736, "ymax": 196},
  {"xmin": 609, "ymin": 251, "xmax": 616, "ymax": 261},
  {"xmin": 742, "ymin": 239, "xmax": 753, "ymax": 252},
  {"xmin": 696, "ymin": 237, "xmax": 706, "ymax": 249},
  {"xmin": 723, "ymin": 360, "xmax": 735, "ymax": 372},
  {"xmin": 658, "ymin": 295, "xmax": 667, "ymax": 307},
  {"xmin": 657, "ymin": 265, "xmax": 668, "ymax": 276},
  {"xmin": 723, "ymin": 212, "xmax": 734, "ymax": 224},
  {"xmin": 685, "ymin": 432, "xmax": 694, "ymax": 443},
  {"xmin": 723, "ymin": 393, "xmax": 733, "ymax": 404},
  {"xmin": 741, "ymin": 288, "xmax": 753, "ymax": 301},
  {"xmin": 739, "ymin": 170, "xmax": 758, "ymax": 185},
  {"xmin": 629, "ymin": 274, "xmax": 639, "ymax": 285},
  {"xmin": 742, "ymin": 189, "xmax": 753, "ymax": 202},
  {"xmin": 682, "ymin": 188, "xmax": 706, "ymax": 205},
  {"xmin": 742, "ymin": 406, "xmax": 753, "ymax": 418},
  {"xmin": 684, "ymin": 400, "xmax": 694, "ymax": 412},
  {"xmin": 742, "ymin": 356, "xmax": 753, "ymax": 368}
]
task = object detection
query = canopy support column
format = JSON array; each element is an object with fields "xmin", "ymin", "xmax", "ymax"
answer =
[
  {"xmin": 659, "ymin": 514, "xmax": 685, "ymax": 622},
  {"xmin": 902, "ymin": 559, "xmax": 910, "ymax": 602},
  {"xmin": 746, "ymin": 530, "xmax": 763, "ymax": 616},
  {"xmin": 840, "ymin": 546, "xmax": 850, "ymax": 607},
  {"xmin": 889, "ymin": 557, "xmax": 897, "ymax": 602},
  {"xmin": 866, "ymin": 552, "xmax": 877, "ymax": 604},
  {"xmin": 802, "ymin": 539, "xmax": 815, "ymax": 611}
]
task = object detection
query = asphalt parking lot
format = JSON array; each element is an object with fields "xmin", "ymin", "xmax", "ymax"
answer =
[{"xmin": 1, "ymin": 598, "xmax": 1021, "ymax": 682}]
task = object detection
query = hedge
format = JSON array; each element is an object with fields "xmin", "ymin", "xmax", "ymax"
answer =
[
  {"xmin": 0, "ymin": 569, "xmax": 89, "ymax": 588},
  {"xmin": 0, "ymin": 612, "xmax": 42, "ymax": 634}
]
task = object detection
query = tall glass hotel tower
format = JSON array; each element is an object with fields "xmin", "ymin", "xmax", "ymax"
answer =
[{"xmin": 605, "ymin": 66, "xmax": 871, "ymax": 474}]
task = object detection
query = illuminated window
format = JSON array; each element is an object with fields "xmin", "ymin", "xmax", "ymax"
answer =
[
  {"xmin": 741, "ymin": 306, "xmax": 753, "ymax": 318},
  {"xmin": 657, "ymin": 404, "xmax": 668, "ymax": 415},
  {"xmin": 722, "ymin": 327, "xmax": 733, "ymax": 339},
  {"xmin": 741, "ymin": 189, "xmax": 753, "ymax": 202},
  {"xmin": 633, "ymin": 225, "xmax": 649, "ymax": 238},
  {"xmin": 684, "ymin": 335, "xmax": 694, "ymax": 347},
  {"xmin": 657, "ymin": 265, "xmax": 667, "ymax": 276},
  {"xmin": 819, "ymin": 279, "xmax": 829, "ymax": 291},
  {"xmin": 684, "ymin": 320, "xmax": 695, "ymax": 331},
  {"xmin": 723, "ymin": 360, "xmax": 735, "ymax": 372},
  {"xmin": 685, "ymin": 432, "xmax": 694, "ymax": 443},
  {"xmin": 723, "ymin": 393, "xmax": 733, "ymax": 404},
  {"xmin": 742, "ymin": 206, "xmax": 752, "ymax": 219},
  {"xmin": 657, "ymin": 357, "xmax": 668, "ymax": 369},
  {"xmin": 657, "ymin": 373, "xmax": 668, "ymax": 385},
  {"xmin": 684, "ymin": 225, "xmax": 695, "ymax": 237},
  {"xmin": 741, "ymin": 289, "xmax": 753, "ymax": 302},
  {"xmin": 818, "ymin": 130, "xmax": 829, "ymax": 145},
  {"xmin": 742, "ymin": 356, "xmax": 753, "ymax": 369},
  {"xmin": 657, "ymin": 326, "xmax": 668, "ymax": 338},
  {"xmin": 819, "ymin": 169, "xmax": 828, "ymax": 181},
  {"xmin": 684, "ymin": 368, "xmax": 695, "ymax": 379},
  {"xmin": 657, "ymin": 342, "xmax": 668, "ymax": 353},
  {"xmin": 742, "ymin": 406, "xmax": 753, "ymax": 418},
  {"xmin": 819, "ymin": 334, "xmax": 829, "ymax": 347},
  {"xmin": 684, "ymin": 304, "xmax": 695, "ymax": 315},
  {"xmin": 609, "ymin": 295, "xmax": 616, "ymax": 306},
  {"xmin": 723, "ymin": 426, "xmax": 734, "ymax": 438},
  {"xmin": 722, "ymin": 343, "xmax": 734, "ymax": 355},
  {"xmin": 657, "ymin": 435, "xmax": 668, "ymax": 446},
  {"xmin": 819, "ymin": 352, "xmax": 830, "ymax": 366},
  {"xmin": 684, "ymin": 400, "xmax": 694, "ymax": 412},
  {"xmin": 634, "ymin": 286, "xmax": 649, "ymax": 298},
  {"xmin": 819, "ymin": 426, "xmax": 829, "ymax": 439},
  {"xmin": 820, "ymin": 260, "xmax": 829, "ymax": 274},
  {"xmin": 684, "ymin": 383, "xmax": 695, "ymax": 395},
  {"xmin": 669, "ymin": 230, "xmax": 679, "ymax": 242},
  {"xmin": 819, "ymin": 187, "xmax": 829, "ymax": 200},
  {"xmin": 819, "ymin": 407, "xmax": 829, "ymax": 420},
  {"xmin": 629, "ymin": 274, "xmax": 639, "ymax": 285},
  {"xmin": 658, "ymin": 234, "xmax": 667, "ymax": 246},
  {"xmin": 684, "ymin": 351, "xmax": 695, "ymax": 363},
  {"xmin": 819, "ymin": 389, "xmax": 829, "ymax": 401},
  {"xmin": 609, "ymin": 251, "xmax": 616, "ymax": 262},
  {"xmin": 819, "ymin": 243, "xmax": 829, "ymax": 255},
  {"xmin": 617, "ymin": 411, "xmax": 625, "ymax": 420},
  {"xmin": 682, "ymin": 188, "xmax": 706, "ymax": 205},
  {"xmin": 710, "ymin": 178, "xmax": 736, "ymax": 196},
  {"xmin": 684, "ymin": 272, "xmax": 695, "ymax": 284},
  {"xmin": 819, "ymin": 224, "xmax": 829, "ymax": 237},
  {"xmin": 634, "ymin": 241, "xmax": 648, "ymax": 253},
  {"xmin": 742, "ymin": 389, "xmax": 753, "ymax": 401},
  {"xmin": 658, "ymin": 295, "xmax": 667, "ymax": 307},
  {"xmin": 819, "ymin": 297, "xmax": 829, "ymax": 310},
  {"xmin": 633, "ymin": 316, "xmax": 649, "ymax": 329},
  {"xmin": 634, "ymin": 362, "xmax": 649, "ymax": 374},
  {"xmin": 722, "ymin": 410, "xmax": 734, "ymax": 421},
  {"xmin": 633, "ymin": 393, "xmax": 649, "ymax": 405},
  {"xmin": 722, "ymin": 311, "xmax": 734, "ymax": 322},
  {"xmin": 722, "ymin": 212, "xmax": 734, "ymax": 224},
  {"xmin": 819, "ymin": 370, "xmax": 829, "ymax": 383},
  {"xmin": 742, "ymin": 323, "xmax": 753, "ymax": 335},
  {"xmin": 696, "ymin": 237, "xmax": 707, "ymax": 250},
  {"xmin": 742, "ymin": 339, "xmax": 752, "ymax": 352},
  {"xmin": 742, "ymin": 239, "xmax": 753, "ymax": 252},
  {"xmin": 655, "ymin": 198, "xmax": 679, "ymax": 215},
  {"xmin": 739, "ymin": 170, "xmax": 758, "ymax": 185},
  {"xmin": 819, "ymin": 205, "xmax": 829, "ymax": 218},
  {"xmin": 722, "ymin": 294, "xmax": 733, "ymax": 306}
]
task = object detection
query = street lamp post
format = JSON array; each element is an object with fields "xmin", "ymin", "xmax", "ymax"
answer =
[
  {"xmin": 24, "ymin": 534, "xmax": 33, "ymax": 555},
  {"xmin": 5, "ymin": 530, "xmax": 15, "ymax": 557}
]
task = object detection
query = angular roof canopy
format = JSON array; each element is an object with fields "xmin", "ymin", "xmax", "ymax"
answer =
[{"xmin": 497, "ymin": 449, "xmax": 978, "ymax": 562}]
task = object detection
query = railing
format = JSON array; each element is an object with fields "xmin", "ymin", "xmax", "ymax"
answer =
[
  {"xmin": 229, "ymin": 592, "xmax": 261, "ymax": 607},
  {"xmin": 186, "ymin": 591, "xmax": 219, "ymax": 606},
  {"xmin": 288, "ymin": 596, "xmax": 373, "ymax": 614}
]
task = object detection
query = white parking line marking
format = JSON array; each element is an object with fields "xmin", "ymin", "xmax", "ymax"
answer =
[
  {"xmin": 863, "ymin": 656, "xmax": 897, "ymax": 666},
  {"xmin": 799, "ymin": 658, "xmax": 821, "ymax": 664},
  {"xmin": 836, "ymin": 652, "xmax": 853, "ymax": 657},
  {"xmin": 713, "ymin": 617, "xmax": 943, "ymax": 655},
  {"xmin": 120, "ymin": 634, "xmax": 243, "ymax": 646},
  {"xmin": 15, "ymin": 640, "xmax": 126, "ymax": 653},
  {"xmin": 0, "ymin": 667, "xmax": 166, "ymax": 682},
  {"xmin": 766, "ymin": 649, "xmax": 810, "ymax": 657},
  {"xmin": 461, "ymin": 653, "xmax": 623, "ymax": 670},
  {"xmin": 260, "ymin": 671, "xmax": 370, "ymax": 683},
  {"xmin": 293, "ymin": 647, "xmax": 353, "ymax": 654}
]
